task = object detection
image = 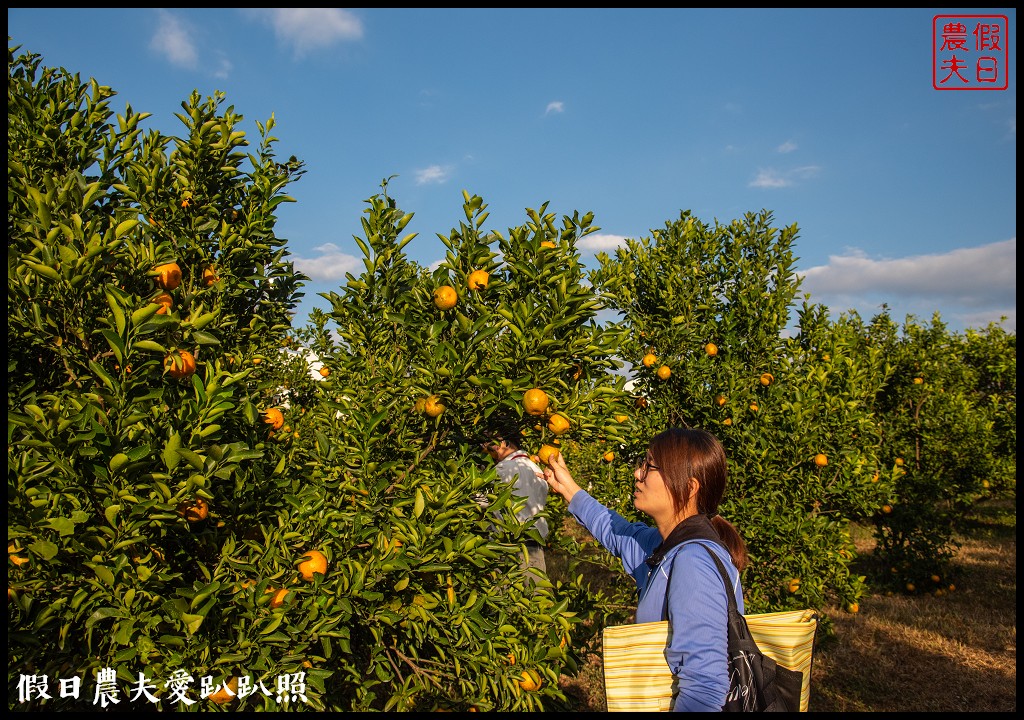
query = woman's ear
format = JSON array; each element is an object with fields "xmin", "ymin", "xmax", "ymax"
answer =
[{"xmin": 686, "ymin": 477, "xmax": 701, "ymax": 511}]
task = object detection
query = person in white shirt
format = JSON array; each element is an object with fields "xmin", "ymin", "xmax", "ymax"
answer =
[{"xmin": 480, "ymin": 424, "xmax": 549, "ymax": 575}]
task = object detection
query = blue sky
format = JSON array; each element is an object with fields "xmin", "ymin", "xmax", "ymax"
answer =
[{"xmin": 9, "ymin": 8, "xmax": 1017, "ymax": 334}]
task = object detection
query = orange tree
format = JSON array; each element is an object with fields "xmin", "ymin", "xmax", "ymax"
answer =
[
  {"xmin": 8, "ymin": 45, "xmax": 311, "ymax": 709},
  {"xmin": 864, "ymin": 310, "xmax": 1016, "ymax": 594},
  {"xmin": 588, "ymin": 210, "xmax": 888, "ymax": 614},
  {"xmin": 960, "ymin": 321, "xmax": 1016, "ymax": 499},
  {"xmin": 280, "ymin": 185, "xmax": 632, "ymax": 710}
]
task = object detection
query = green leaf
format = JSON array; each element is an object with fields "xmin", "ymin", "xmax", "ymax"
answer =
[
  {"xmin": 88, "ymin": 563, "xmax": 115, "ymax": 586},
  {"xmin": 189, "ymin": 311, "xmax": 218, "ymax": 330},
  {"xmin": 182, "ymin": 613, "xmax": 204, "ymax": 636},
  {"xmin": 43, "ymin": 517, "xmax": 76, "ymax": 537},
  {"xmin": 105, "ymin": 290, "xmax": 126, "ymax": 335},
  {"xmin": 126, "ymin": 444, "xmax": 151, "ymax": 462},
  {"xmin": 133, "ymin": 339, "xmax": 167, "ymax": 353},
  {"xmin": 261, "ymin": 615, "xmax": 284, "ymax": 635},
  {"xmin": 28, "ymin": 539, "xmax": 58, "ymax": 560},
  {"xmin": 89, "ymin": 360, "xmax": 117, "ymax": 393},
  {"xmin": 101, "ymin": 329, "xmax": 125, "ymax": 365},
  {"xmin": 162, "ymin": 433, "xmax": 182, "ymax": 471},
  {"xmin": 104, "ymin": 504, "xmax": 121, "ymax": 527},
  {"xmin": 191, "ymin": 582, "xmax": 222, "ymax": 610},
  {"xmin": 23, "ymin": 260, "xmax": 61, "ymax": 282},
  {"xmin": 109, "ymin": 454, "xmax": 129, "ymax": 473},
  {"xmin": 192, "ymin": 330, "xmax": 221, "ymax": 345},
  {"xmin": 176, "ymin": 448, "xmax": 205, "ymax": 470},
  {"xmin": 114, "ymin": 219, "xmax": 139, "ymax": 239},
  {"xmin": 130, "ymin": 303, "xmax": 160, "ymax": 326},
  {"xmin": 85, "ymin": 607, "xmax": 121, "ymax": 629}
]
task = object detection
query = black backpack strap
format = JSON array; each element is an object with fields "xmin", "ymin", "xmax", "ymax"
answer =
[{"xmin": 699, "ymin": 544, "xmax": 789, "ymax": 712}]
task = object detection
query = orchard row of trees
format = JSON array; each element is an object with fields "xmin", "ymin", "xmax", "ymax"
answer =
[{"xmin": 8, "ymin": 44, "xmax": 1016, "ymax": 711}]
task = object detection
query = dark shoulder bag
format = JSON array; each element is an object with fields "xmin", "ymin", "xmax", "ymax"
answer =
[{"xmin": 700, "ymin": 544, "xmax": 803, "ymax": 712}]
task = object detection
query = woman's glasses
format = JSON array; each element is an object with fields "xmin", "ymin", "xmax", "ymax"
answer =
[{"xmin": 635, "ymin": 455, "xmax": 660, "ymax": 481}]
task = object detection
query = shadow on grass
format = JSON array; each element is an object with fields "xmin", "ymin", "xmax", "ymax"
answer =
[{"xmin": 810, "ymin": 497, "xmax": 1016, "ymax": 712}]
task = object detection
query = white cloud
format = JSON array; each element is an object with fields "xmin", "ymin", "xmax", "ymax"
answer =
[
  {"xmin": 151, "ymin": 10, "xmax": 198, "ymax": 69},
  {"xmin": 292, "ymin": 243, "xmax": 362, "ymax": 281},
  {"xmin": 797, "ymin": 238, "xmax": 1016, "ymax": 331},
  {"xmin": 212, "ymin": 54, "xmax": 233, "ymax": 80},
  {"xmin": 777, "ymin": 140, "xmax": 798, "ymax": 153},
  {"xmin": 749, "ymin": 165, "xmax": 821, "ymax": 188},
  {"xmin": 414, "ymin": 165, "xmax": 452, "ymax": 185},
  {"xmin": 545, "ymin": 101, "xmax": 565, "ymax": 115},
  {"xmin": 791, "ymin": 165, "xmax": 821, "ymax": 179},
  {"xmin": 749, "ymin": 169, "xmax": 790, "ymax": 188},
  {"xmin": 578, "ymin": 233, "xmax": 630, "ymax": 252},
  {"xmin": 247, "ymin": 9, "xmax": 363, "ymax": 57}
]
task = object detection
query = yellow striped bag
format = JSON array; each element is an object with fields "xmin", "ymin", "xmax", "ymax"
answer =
[{"xmin": 603, "ymin": 609, "xmax": 817, "ymax": 712}]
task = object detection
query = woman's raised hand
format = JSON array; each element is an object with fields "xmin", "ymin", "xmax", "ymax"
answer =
[{"xmin": 543, "ymin": 450, "xmax": 582, "ymax": 504}]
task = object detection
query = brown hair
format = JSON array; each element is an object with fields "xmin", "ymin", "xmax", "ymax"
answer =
[{"xmin": 648, "ymin": 427, "xmax": 749, "ymax": 571}]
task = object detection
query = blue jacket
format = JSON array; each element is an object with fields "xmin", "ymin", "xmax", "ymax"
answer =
[{"xmin": 568, "ymin": 490, "xmax": 744, "ymax": 712}]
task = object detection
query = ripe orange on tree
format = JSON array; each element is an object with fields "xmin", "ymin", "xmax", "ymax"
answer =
[
  {"xmin": 164, "ymin": 350, "xmax": 196, "ymax": 380},
  {"xmin": 722, "ymin": 418, "xmax": 732, "ymax": 426},
  {"xmin": 613, "ymin": 414, "xmax": 629, "ymax": 423},
  {"xmin": 547, "ymin": 413, "xmax": 570, "ymax": 435},
  {"xmin": 208, "ymin": 677, "xmax": 238, "ymax": 705},
  {"xmin": 913, "ymin": 377, "xmax": 924, "ymax": 385},
  {"xmin": 749, "ymin": 402, "xmax": 759, "ymax": 413},
  {"xmin": 846, "ymin": 602, "xmax": 859, "ymax": 614},
  {"xmin": 467, "ymin": 269, "xmax": 489, "ymax": 290},
  {"xmin": 814, "ymin": 453, "xmax": 828, "ymax": 467},
  {"xmin": 518, "ymin": 669, "xmax": 542, "ymax": 692},
  {"xmin": 882, "ymin": 504, "xmax": 892, "ymax": 514},
  {"xmin": 154, "ymin": 261, "xmax": 182, "ymax": 291},
  {"xmin": 263, "ymin": 408, "xmax": 285, "ymax": 431},
  {"xmin": 787, "ymin": 578, "xmax": 801, "ymax": 593},
  {"xmin": 641, "ymin": 353, "xmax": 657, "ymax": 368},
  {"xmin": 602, "ymin": 451, "xmax": 615, "ymax": 463},
  {"xmin": 760, "ymin": 372, "xmax": 774, "ymax": 386},
  {"xmin": 298, "ymin": 550, "xmax": 328, "ymax": 581},
  {"xmin": 319, "ymin": 366, "xmax": 330, "ymax": 378},
  {"xmin": 153, "ymin": 292, "xmax": 173, "ymax": 315},
  {"xmin": 537, "ymin": 444, "xmax": 560, "ymax": 465},
  {"xmin": 704, "ymin": 342, "xmax": 718, "ymax": 357},
  {"xmin": 424, "ymin": 395, "xmax": 446, "ymax": 418},
  {"xmin": 176, "ymin": 497, "xmax": 209, "ymax": 523},
  {"xmin": 202, "ymin": 266, "xmax": 219, "ymax": 286},
  {"xmin": 433, "ymin": 285, "xmax": 458, "ymax": 310},
  {"xmin": 523, "ymin": 388, "xmax": 549, "ymax": 416},
  {"xmin": 656, "ymin": 365, "xmax": 671, "ymax": 381},
  {"xmin": 715, "ymin": 395, "xmax": 727, "ymax": 406},
  {"xmin": 540, "ymin": 241, "xmax": 556, "ymax": 249},
  {"xmin": 894, "ymin": 457, "xmax": 904, "ymax": 466},
  {"xmin": 267, "ymin": 587, "xmax": 290, "ymax": 608}
]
